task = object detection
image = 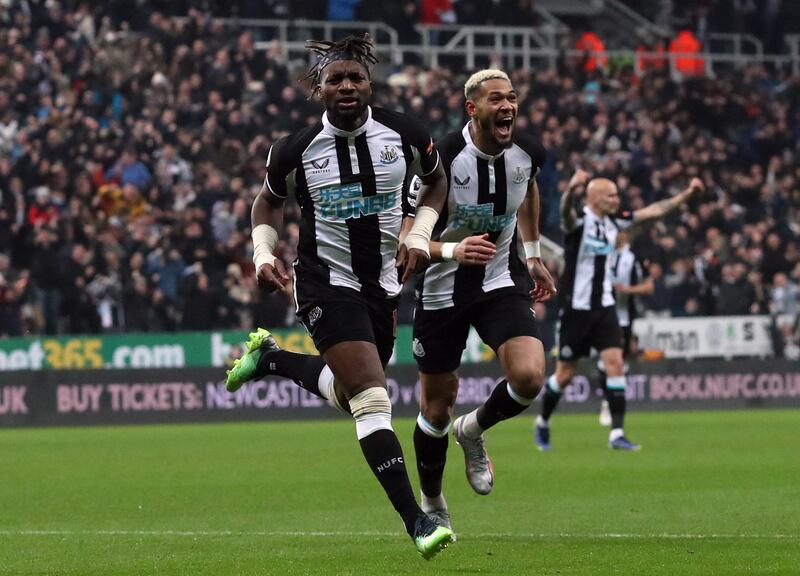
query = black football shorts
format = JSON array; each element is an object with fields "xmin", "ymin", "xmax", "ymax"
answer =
[
  {"xmin": 413, "ymin": 287, "xmax": 540, "ymax": 374},
  {"xmin": 294, "ymin": 272, "xmax": 398, "ymax": 367},
  {"xmin": 557, "ymin": 306, "xmax": 623, "ymax": 361}
]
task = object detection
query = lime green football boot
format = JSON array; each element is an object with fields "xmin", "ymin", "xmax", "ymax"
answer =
[
  {"xmin": 413, "ymin": 514, "xmax": 455, "ymax": 560},
  {"xmin": 225, "ymin": 328, "xmax": 280, "ymax": 392}
]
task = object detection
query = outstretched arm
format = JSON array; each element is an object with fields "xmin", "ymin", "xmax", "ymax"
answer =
[
  {"xmin": 633, "ymin": 177, "xmax": 704, "ymax": 224},
  {"xmin": 561, "ymin": 169, "xmax": 590, "ymax": 231}
]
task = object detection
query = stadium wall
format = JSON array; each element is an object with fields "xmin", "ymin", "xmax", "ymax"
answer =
[
  {"xmin": 0, "ymin": 327, "xmax": 496, "ymax": 371},
  {"xmin": 2, "ymin": 360, "xmax": 799, "ymax": 428},
  {"xmin": 0, "ymin": 315, "xmax": 782, "ymax": 372}
]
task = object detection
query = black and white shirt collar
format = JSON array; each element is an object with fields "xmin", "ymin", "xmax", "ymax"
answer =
[
  {"xmin": 461, "ymin": 122, "xmax": 506, "ymax": 161},
  {"xmin": 322, "ymin": 106, "xmax": 373, "ymax": 137}
]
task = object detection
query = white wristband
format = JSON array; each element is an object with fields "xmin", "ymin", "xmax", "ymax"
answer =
[
  {"xmin": 524, "ymin": 241, "xmax": 541, "ymax": 259},
  {"xmin": 404, "ymin": 206, "xmax": 439, "ymax": 257},
  {"xmin": 440, "ymin": 242, "xmax": 457, "ymax": 261},
  {"xmin": 252, "ymin": 223, "xmax": 279, "ymax": 270}
]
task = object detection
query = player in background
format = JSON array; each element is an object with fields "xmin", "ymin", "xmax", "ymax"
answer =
[
  {"xmin": 598, "ymin": 228, "xmax": 653, "ymax": 426},
  {"xmin": 407, "ymin": 70, "xmax": 555, "ymax": 532},
  {"xmin": 225, "ymin": 36, "xmax": 455, "ymax": 558},
  {"xmin": 535, "ymin": 171, "xmax": 704, "ymax": 451}
]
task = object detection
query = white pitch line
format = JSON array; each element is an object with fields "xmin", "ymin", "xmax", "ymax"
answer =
[{"xmin": 0, "ymin": 530, "xmax": 796, "ymax": 540}]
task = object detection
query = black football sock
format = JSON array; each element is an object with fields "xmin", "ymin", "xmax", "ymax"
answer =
[
  {"xmin": 256, "ymin": 350, "xmax": 326, "ymax": 397},
  {"xmin": 540, "ymin": 375, "xmax": 564, "ymax": 422},
  {"xmin": 413, "ymin": 416, "xmax": 449, "ymax": 498},
  {"xmin": 476, "ymin": 379, "xmax": 533, "ymax": 431},
  {"xmin": 605, "ymin": 375, "xmax": 627, "ymax": 430},
  {"xmin": 597, "ymin": 366, "xmax": 608, "ymax": 394},
  {"xmin": 359, "ymin": 428, "xmax": 423, "ymax": 536}
]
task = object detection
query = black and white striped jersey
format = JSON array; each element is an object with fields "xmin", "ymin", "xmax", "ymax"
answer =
[
  {"xmin": 609, "ymin": 244, "xmax": 646, "ymax": 327},
  {"xmin": 413, "ymin": 123, "xmax": 546, "ymax": 310},
  {"xmin": 560, "ymin": 206, "xmax": 634, "ymax": 311},
  {"xmin": 265, "ymin": 106, "xmax": 438, "ymax": 299}
]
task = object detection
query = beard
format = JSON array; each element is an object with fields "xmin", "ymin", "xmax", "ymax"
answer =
[{"xmin": 326, "ymin": 98, "xmax": 368, "ymax": 126}]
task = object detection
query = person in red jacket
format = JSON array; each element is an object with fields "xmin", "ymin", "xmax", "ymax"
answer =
[
  {"xmin": 27, "ymin": 187, "xmax": 59, "ymax": 227},
  {"xmin": 669, "ymin": 30, "xmax": 705, "ymax": 76},
  {"xmin": 420, "ymin": 0, "xmax": 456, "ymax": 24},
  {"xmin": 576, "ymin": 31, "xmax": 607, "ymax": 72}
]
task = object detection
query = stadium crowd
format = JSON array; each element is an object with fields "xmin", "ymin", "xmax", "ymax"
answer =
[{"xmin": 0, "ymin": 2, "xmax": 799, "ymax": 357}]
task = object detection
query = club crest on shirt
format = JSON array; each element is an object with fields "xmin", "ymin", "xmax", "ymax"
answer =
[
  {"xmin": 453, "ymin": 175, "xmax": 471, "ymax": 187},
  {"xmin": 380, "ymin": 145, "xmax": 399, "ymax": 165},
  {"xmin": 407, "ymin": 176, "xmax": 421, "ymax": 209},
  {"xmin": 512, "ymin": 166, "xmax": 527, "ymax": 184},
  {"xmin": 310, "ymin": 158, "xmax": 330, "ymax": 171},
  {"xmin": 308, "ymin": 306, "xmax": 322, "ymax": 326}
]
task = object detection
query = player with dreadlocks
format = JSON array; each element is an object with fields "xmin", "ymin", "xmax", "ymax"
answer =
[{"xmin": 225, "ymin": 35, "xmax": 455, "ymax": 558}]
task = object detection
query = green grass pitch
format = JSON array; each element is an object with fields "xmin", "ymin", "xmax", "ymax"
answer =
[{"xmin": 1, "ymin": 409, "xmax": 799, "ymax": 575}]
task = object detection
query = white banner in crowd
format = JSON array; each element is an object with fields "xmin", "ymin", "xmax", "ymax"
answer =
[{"xmin": 633, "ymin": 316, "xmax": 774, "ymax": 359}]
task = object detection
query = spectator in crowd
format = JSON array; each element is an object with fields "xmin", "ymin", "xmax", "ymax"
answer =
[
  {"xmin": 642, "ymin": 262, "xmax": 670, "ymax": 317},
  {"xmin": 0, "ymin": 254, "xmax": 29, "ymax": 337},
  {"xmin": 716, "ymin": 262, "xmax": 759, "ymax": 315},
  {"xmin": 420, "ymin": 0, "xmax": 456, "ymax": 25},
  {"xmin": 665, "ymin": 258, "xmax": 700, "ymax": 316},
  {"xmin": 770, "ymin": 272, "xmax": 799, "ymax": 316},
  {"xmin": 668, "ymin": 30, "xmax": 705, "ymax": 76},
  {"xmin": 27, "ymin": 187, "xmax": 59, "ymax": 227},
  {"xmin": 61, "ymin": 243, "xmax": 100, "ymax": 334},
  {"xmin": 762, "ymin": 232, "xmax": 790, "ymax": 282},
  {"xmin": 748, "ymin": 269, "xmax": 770, "ymax": 315},
  {"xmin": 28, "ymin": 225, "xmax": 63, "ymax": 334},
  {"xmin": 124, "ymin": 273, "xmax": 153, "ymax": 333},
  {"xmin": 0, "ymin": 173, "xmax": 25, "ymax": 254},
  {"xmin": 105, "ymin": 149, "xmax": 153, "ymax": 193},
  {"xmin": 181, "ymin": 269, "xmax": 219, "ymax": 330}
]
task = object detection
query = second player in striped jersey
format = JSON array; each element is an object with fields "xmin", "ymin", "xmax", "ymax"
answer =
[
  {"xmin": 535, "ymin": 170, "xmax": 704, "ymax": 451},
  {"xmin": 408, "ymin": 70, "xmax": 556, "ymax": 531}
]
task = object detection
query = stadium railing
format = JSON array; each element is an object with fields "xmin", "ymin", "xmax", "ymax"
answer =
[
  {"xmin": 172, "ymin": 17, "xmax": 404, "ymax": 64},
  {"xmin": 169, "ymin": 16, "xmax": 799, "ymax": 77},
  {"xmin": 787, "ymin": 34, "xmax": 800, "ymax": 73}
]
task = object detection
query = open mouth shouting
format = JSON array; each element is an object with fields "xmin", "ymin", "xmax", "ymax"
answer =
[{"xmin": 495, "ymin": 115, "xmax": 515, "ymax": 140}]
